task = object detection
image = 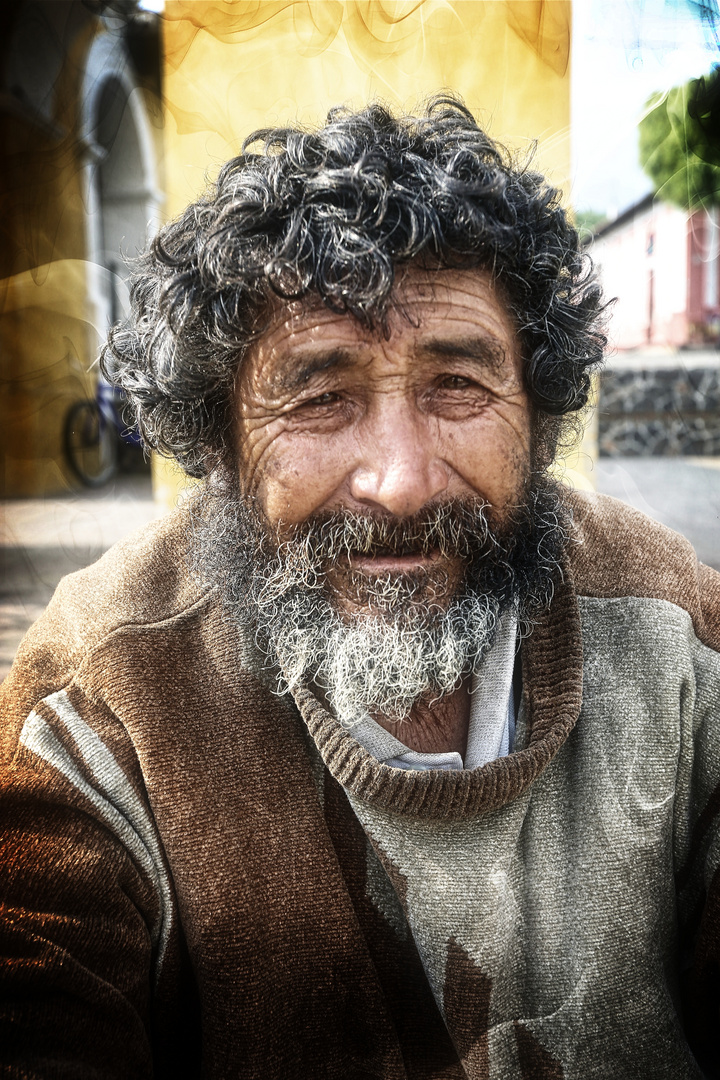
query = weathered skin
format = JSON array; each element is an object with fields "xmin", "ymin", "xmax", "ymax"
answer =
[{"xmin": 234, "ymin": 266, "xmax": 532, "ymax": 756}]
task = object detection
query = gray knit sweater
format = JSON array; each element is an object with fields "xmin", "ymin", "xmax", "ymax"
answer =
[{"xmin": 1, "ymin": 490, "xmax": 719, "ymax": 1079}]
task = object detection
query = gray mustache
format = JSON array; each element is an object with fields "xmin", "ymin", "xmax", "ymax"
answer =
[{"xmin": 279, "ymin": 500, "xmax": 495, "ymax": 562}]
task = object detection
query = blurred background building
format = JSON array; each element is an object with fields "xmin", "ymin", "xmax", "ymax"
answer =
[
  {"xmin": 591, "ymin": 199, "xmax": 718, "ymax": 352},
  {"xmin": 582, "ymin": 45, "xmax": 720, "ymax": 461}
]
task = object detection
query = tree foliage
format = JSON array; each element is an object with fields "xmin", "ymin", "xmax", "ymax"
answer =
[
  {"xmin": 639, "ymin": 65, "xmax": 720, "ymax": 209},
  {"xmin": 573, "ymin": 208, "xmax": 608, "ymax": 235}
]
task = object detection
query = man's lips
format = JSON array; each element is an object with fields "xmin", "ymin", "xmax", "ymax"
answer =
[{"xmin": 347, "ymin": 549, "xmax": 444, "ymax": 573}]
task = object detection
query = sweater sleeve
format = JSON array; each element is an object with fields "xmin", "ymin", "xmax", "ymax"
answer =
[
  {"xmin": 673, "ymin": 620, "xmax": 720, "ymax": 1077},
  {"xmin": 0, "ymin": 682, "xmax": 168, "ymax": 1079}
]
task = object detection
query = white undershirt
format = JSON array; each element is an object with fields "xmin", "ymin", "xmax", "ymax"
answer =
[{"xmin": 348, "ymin": 607, "xmax": 518, "ymax": 772}]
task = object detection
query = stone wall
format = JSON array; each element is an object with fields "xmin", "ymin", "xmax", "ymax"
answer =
[{"xmin": 598, "ymin": 364, "xmax": 720, "ymax": 456}]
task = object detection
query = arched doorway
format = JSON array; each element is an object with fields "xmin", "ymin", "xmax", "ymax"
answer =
[
  {"xmin": 71, "ymin": 38, "xmax": 161, "ymax": 485},
  {"xmin": 90, "ymin": 77, "xmax": 160, "ymax": 333},
  {"xmin": 80, "ymin": 27, "xmax": 161, "ymax": 343}
]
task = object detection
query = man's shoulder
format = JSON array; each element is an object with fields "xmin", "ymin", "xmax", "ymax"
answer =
[
  {"xmin": 46, "ymin": 504, "xmax": 207, "ymax": 638},
  {"xmin": 1, "ymin": 508, "xmax": 218, "ymax": 744},
  {"xmin": 566, "ymin": 489, "xmax": 720, "ymax": 652}
]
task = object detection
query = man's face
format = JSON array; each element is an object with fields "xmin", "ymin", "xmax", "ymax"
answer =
[{"xmin": 234, "ymin": 266, "xmax": 531, "ymax": 613}]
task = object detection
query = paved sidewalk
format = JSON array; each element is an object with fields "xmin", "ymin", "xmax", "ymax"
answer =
[
  {"xmin": 1, "ymin": 476, "xmax": 157, "ymax": 679},
  {"xmin": 592, "ymin": 457, "xmax": 720, "ymax": 570},
  {"xmin": 1, "ymin": 459, "xmax": 719, "ymax": 680}
]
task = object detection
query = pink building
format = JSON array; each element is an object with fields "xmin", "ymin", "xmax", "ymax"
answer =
[{"xmin": 590, "ymin": 196, "xmax": 720, "ymax": 351}]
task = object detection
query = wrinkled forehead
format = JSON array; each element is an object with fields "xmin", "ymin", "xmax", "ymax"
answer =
[{"xmin": 246, "ymin": 265, "xmax": 519, "ymax": 373}]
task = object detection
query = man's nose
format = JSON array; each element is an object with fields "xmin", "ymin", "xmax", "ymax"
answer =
[{"xmin": 348, "ymin": 402, "xmax": 449, "ymax": 517}]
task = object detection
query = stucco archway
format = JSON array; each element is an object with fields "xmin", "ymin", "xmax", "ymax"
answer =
[{"xmin": 80, "ymin": 28, "xmax": 162, "ymax": 344}]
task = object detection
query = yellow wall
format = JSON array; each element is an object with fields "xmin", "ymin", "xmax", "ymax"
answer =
[
  {"xmin": 156, "ymin": 0, "xmax": 579, "ymax": 498},
  {"xmin": 162, "ymin": 0, "xmax": 570, "ymax": 217}
]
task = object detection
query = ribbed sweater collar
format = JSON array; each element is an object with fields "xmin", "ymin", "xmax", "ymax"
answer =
[{"xmin": 290, "ymin": 558, "xmax": 583, "ymax": 822}]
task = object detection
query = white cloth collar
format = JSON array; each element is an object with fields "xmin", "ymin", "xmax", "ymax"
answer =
[{"xmin": 348, "ymin": 607, "xmax": 518, "ymax": 772}]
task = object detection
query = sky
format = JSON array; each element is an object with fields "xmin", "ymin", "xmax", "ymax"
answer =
[{"xmin": 571, "ymin": 0, "xmax": 719, "ymax": 218}]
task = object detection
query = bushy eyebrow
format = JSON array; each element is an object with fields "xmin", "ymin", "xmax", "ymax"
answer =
[{"xmin": 412, "ymin": 335, "xmax": 510, "ymax": 374}]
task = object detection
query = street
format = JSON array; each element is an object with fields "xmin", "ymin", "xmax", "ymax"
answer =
[{"xmin": 1, "ymin": 476, "xmax": 157, "ymax": 679}]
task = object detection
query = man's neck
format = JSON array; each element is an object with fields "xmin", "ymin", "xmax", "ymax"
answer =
[{"xmin": 371, "ymin": 680, "xmax": 471, "ymax": 758}]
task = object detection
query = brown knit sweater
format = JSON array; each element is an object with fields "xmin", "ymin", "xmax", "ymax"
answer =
[{"xmin": 1, "ymin": 491, "xmax": 719, "ymax": 1079}]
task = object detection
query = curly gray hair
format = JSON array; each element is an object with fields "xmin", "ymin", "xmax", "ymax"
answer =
[{"xmin": 102, "ymin": 95, "xmax": 606, "ymax": 477}]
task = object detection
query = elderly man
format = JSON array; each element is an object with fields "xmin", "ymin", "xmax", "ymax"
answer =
[{"xmin": 1, "ymin": 98, "xmax": 719, "ymax": 1079}]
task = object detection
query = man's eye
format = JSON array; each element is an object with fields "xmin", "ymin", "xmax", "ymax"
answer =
[
  {"xmin": 440, "ymin": 375, "xmax": 473, "ymax": 390},
  {"xmin": 296, "ymin": 391, "xmax": 344, "ymax": 412}
]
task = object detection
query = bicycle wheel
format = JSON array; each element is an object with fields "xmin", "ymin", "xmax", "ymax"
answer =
[{"xmin": 64, "ymin": 400, "xmax": 118, "ymax": 488}]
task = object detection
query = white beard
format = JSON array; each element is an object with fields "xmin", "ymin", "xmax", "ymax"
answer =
[
  {"xmin": 190, "ymin": 482, "xmax": 565, "ymax": 727},
  {"xmin": 253, "ymin": 560, "xmax": 502, "ymax": 727}
]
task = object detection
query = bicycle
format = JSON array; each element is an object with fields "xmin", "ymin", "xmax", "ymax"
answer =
[{"xmin": 63, "ymin": 376, "xmax": 143, "ymax": 488}]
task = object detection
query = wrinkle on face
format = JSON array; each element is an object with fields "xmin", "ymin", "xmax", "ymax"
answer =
[{"xmin": 234, "ymin": 266, "xmax": 532, "ymax": 543}]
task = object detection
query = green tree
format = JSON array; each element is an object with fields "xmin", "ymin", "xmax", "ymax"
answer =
[{"xmin": 639, "ymin": 66, "xmax": 720, "ymax": 209}]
